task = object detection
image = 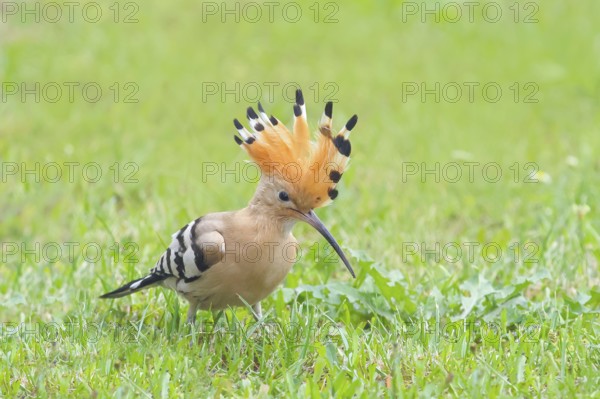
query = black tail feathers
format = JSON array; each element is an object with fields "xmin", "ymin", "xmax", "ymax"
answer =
[{"xmin": 100, "ymin": 274, "xmax": 168, "ymax": 299}]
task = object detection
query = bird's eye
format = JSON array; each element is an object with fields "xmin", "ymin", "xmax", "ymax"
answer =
[{"xmin": 278, "ymin": 191, "xmax": 290, "ymax": 202}]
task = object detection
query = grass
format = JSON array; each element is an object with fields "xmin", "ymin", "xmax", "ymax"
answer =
[{"xmin": 1, "ymin": 0, "xmax": 599, "ymax": 397}]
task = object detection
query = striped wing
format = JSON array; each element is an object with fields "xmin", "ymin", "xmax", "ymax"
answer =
[{"xmin": 150, "ymin": 217, "xmax": 224, "ymax": 283}]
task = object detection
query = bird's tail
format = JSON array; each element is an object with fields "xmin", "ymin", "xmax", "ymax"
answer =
[{"xmin": 100, "ymin": 274, "xmax": 168, "ymax": 299}]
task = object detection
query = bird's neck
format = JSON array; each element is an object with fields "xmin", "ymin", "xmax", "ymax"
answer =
[
  {"xmin": 244, "ymin": 181, "xmax": 296, "ymax": 237},
  {"xmin": 243, "ymin": 203, "xmax": 297, "ymax": 237}
]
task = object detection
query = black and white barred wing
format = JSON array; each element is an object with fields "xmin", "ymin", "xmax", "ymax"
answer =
[
  {"xmin": 100, "ymin": 217, "xmax": 224, "ymax": 299},
  {"xmin": 151, "ymin": 217, "xmax": 224, "ymax": 283}
]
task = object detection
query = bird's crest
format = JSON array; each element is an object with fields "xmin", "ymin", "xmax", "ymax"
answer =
[{"xmin": 232, "ymin": 89, "xmax": 358, "ymax": 209}]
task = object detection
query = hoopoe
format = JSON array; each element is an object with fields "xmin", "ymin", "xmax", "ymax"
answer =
[{"xmin": 101, "ymin": 89, "xmax": 358, "ymax": 323}]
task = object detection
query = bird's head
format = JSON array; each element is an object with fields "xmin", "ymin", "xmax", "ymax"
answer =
[{"xmin": 232, "ymin": 89, "xmax": 358, "ymax": 277}]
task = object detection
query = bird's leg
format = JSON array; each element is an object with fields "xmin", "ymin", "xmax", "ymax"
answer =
[
  {"xmin": 186, "ymin": 301, "xmax": 199, "ymax": 324},
  {"xmin": 251, "ymin": 302, "xmax": 262, "ymax": 320}
]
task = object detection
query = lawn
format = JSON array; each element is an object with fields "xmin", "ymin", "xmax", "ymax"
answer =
[{"xmin": 1, "ymin": 0, "xmax": 599, "ymax": 397}]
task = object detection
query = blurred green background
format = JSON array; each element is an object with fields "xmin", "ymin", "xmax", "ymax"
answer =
[
  {"xmin": 1, "ymin": 0, "xmax": 599, "ymax": 397},
  {"xmin": 3, "ymin": 0, "xmax": 598, "ymax": 266}
]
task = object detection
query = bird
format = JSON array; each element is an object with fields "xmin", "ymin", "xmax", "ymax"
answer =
[{"xmin": 100, "ymin": 89, "xmax": 358, "ymax": 323}]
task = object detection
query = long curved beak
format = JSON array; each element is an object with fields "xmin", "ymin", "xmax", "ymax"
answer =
[{"xmin": 294, "ymin": 210, "xmax": 356, "ymax": 278}]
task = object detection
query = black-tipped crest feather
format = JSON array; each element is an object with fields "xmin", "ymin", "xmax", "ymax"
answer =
[
  {"xmin": 247, "ymin": 107, "xmax": 258, "ymax": 120},
  {"xmin": 345, "ymin": 114, "xmax": 358, "ymax": 130},
  {"xmin": 324, "ymin": 102, "xmax": 333, "ymax": 118},
  {"xmin": 295, "ymin": 89, "xmax": 304, "ymax": 106}
]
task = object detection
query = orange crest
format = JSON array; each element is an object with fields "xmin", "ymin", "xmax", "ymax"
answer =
[{"xmin": 232, "ymin": 89, "xmax": 358, "ymax": 209}]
